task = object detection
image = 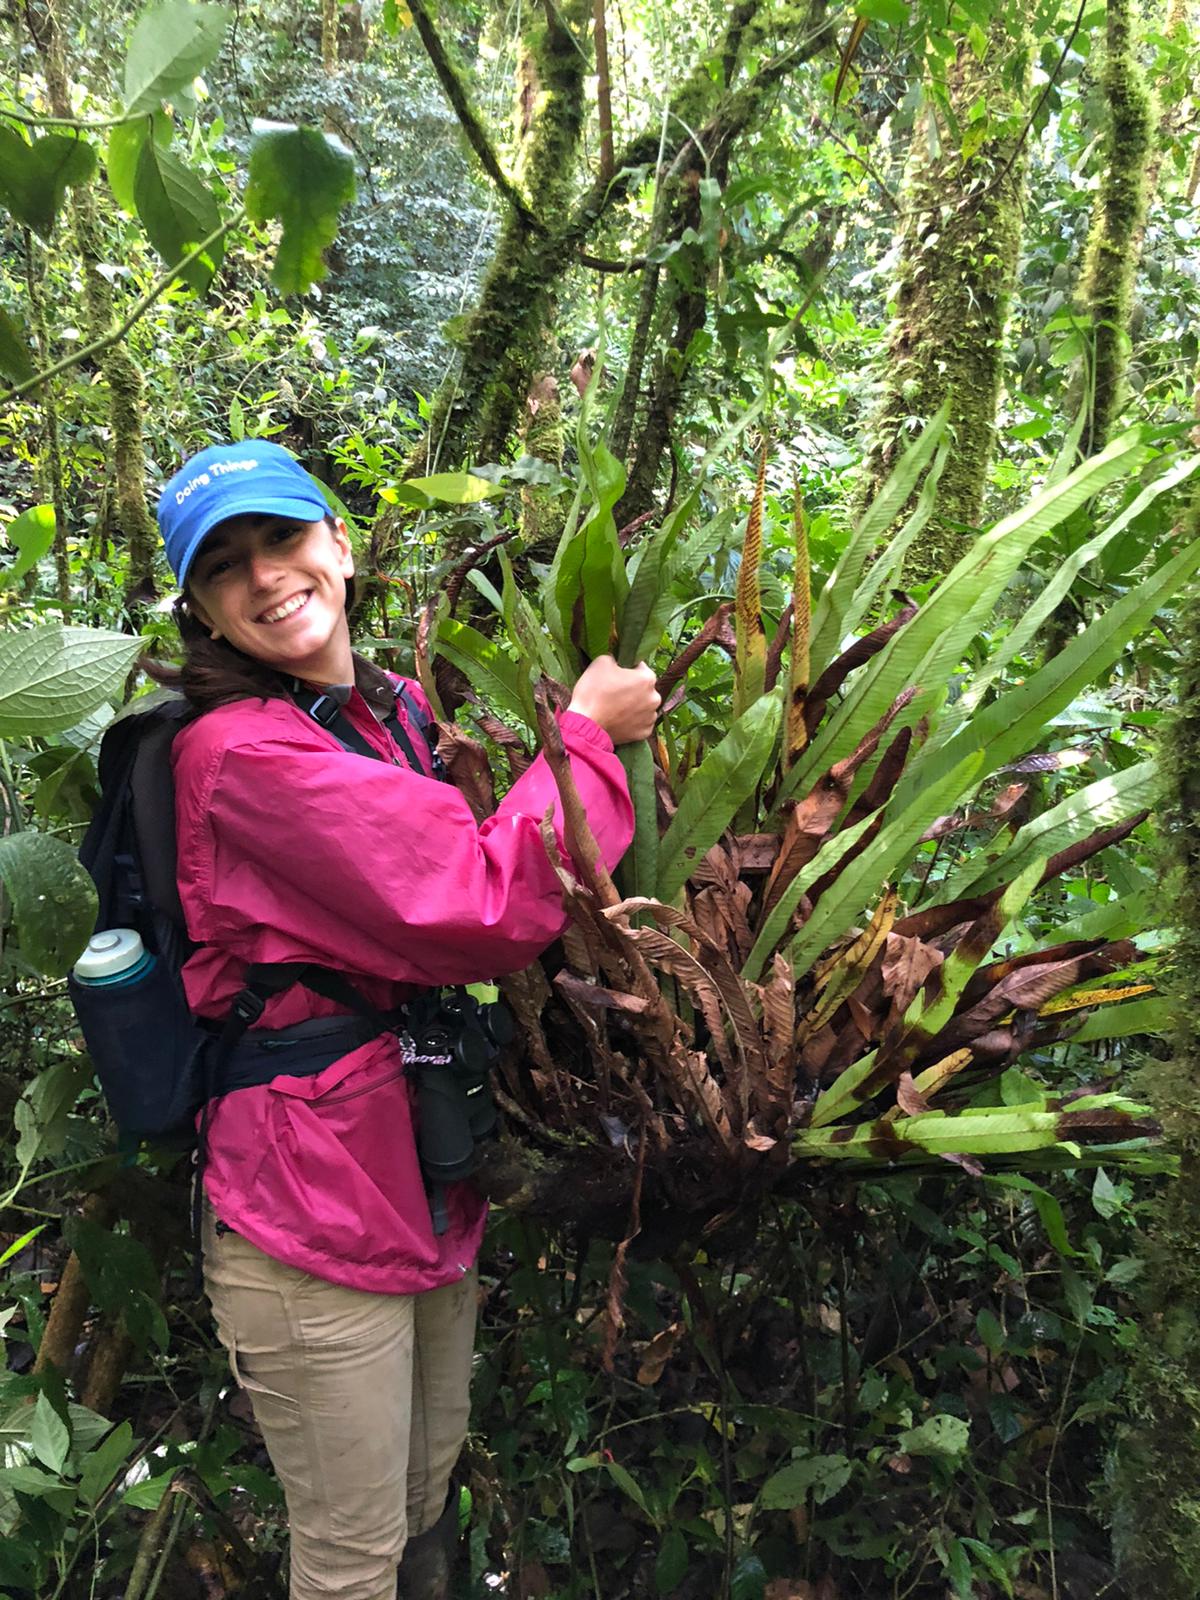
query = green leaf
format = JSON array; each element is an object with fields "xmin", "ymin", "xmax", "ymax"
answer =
[
  {"xmin": 79, "ymin": 1422, "xmax": 134, "ymax": 1507},
  {"xmin": 856, "ymin": 0, "xmax": 909, "ymax": 23},
  {"xmin": 0, "ymin": 1222, "xmax": 48, "ymax": 1267},
  {"xmin": 730, "ymin": 1553, "xmax": 767, "ymax": 1600},
  {"xmin": 905, "ymin": 530, "xmax": 1200, "ymax": 807},
  {"xmin": 897, "ymin": 1414, "xmax": 970, "ymax": 1457},
  {"xmin": 106, "ymin": 110, "xmax": 171, "ymax": 213},
  {"xmin": 555, "ymin": 437, "xmax": 627, "ymax": 660},
  {"xmin": 123, "ymin": 0, "xmax": 231, "ymax": 115},
  {"xmin": 984, "ymin": 1174, "xmax": 1079, "ymax": 1257},
  {"xmin": 791, "ymin": 430, "xmax": 1151, "ymax": 813},
  {"xmin": 397, "ymin": 472, "xmax": 497, "ymax": 506},
  {"xmin": 435, "ymin": 618, "xmax": 532, "ymax": 726},
  {"xmin": 2, "ymin": 505, "xmax": 55, "ymax": 584},
  {"xmin": 134, "ymin": 140, "xmax": 223, "ymax": 292},
  {"xmin": 245, "ymin": 122, "xmax": 356, "ymax": 295},
  {"xmin": 13, "ymin": 1059, "xmax": 91, "ymax": 1191},
  {"xmin": 657, "ymin": 692, "xmax": 782, "ymax": 902},
  {"xmin": 0, "ymin": 624, "xmax": 143, "ymax": 736},
  {"xmin": 0, "ymin": 125, "xmax": 98, "ymax": 238},
  {"xmin": 618, "ymin": 742, "xmax": 658, "ymax": 901},
  {"xmin": 30, "ymin": 1395, "xmax": 69, "ymax": 1475},
  {"xmin": 0, "ymin": 832, "xmax": 97, "ymax": 977},
  {"xmin": 0, "ymin": 304, "xmax": 35, "ymax": 384},
  {"xmin": 617, "ymin": 487, "xmax": 700, "ymax": 666},
  {"xmin": 61, "ymin": 1217, "xmax": 169, "ymax": 1354},
  {"xmin": 958, "ymin": 451, "xmax": 1200, "ymax": 712},
  {"xmin": 760, "ymin": 1453, "xmax": 852, "ymax": 1508},
  {"xmin": 1071, "ymin": 995, "xmax": 1170, "ymax": 1042},
  {"xmin": 655, "ymin": 1529, "xmax": 688, "ymax": 1594},
  {"xmin": 604, "ymin": 1459, "xmax": 649, "ymax": 1516},
  {"xmin": 122, "ymin": 1471, "xmax": 175, "ymax": 1509},
  {"xmin": 0, "ymin": 1463, "xmax": 76, "ymax": 1511},
  {"xmin": 808, "ymin": 405, "xmax": 947, "ymax": 676},
  {"xmin": 930, "ymin": 760, "xmax": 1157, "ymax": 905}
]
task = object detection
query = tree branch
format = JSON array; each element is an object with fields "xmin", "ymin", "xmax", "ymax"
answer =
[
  {"xmin": 0, "ymin": 210, "xmax": 243, "ymax": 408},
  {"xmin": 406, "ymin": 0, "xmax": 544, "ymax": 231}
]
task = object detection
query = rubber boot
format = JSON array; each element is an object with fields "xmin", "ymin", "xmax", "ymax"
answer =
[{"xmin": 396, "ymin": 1490, "xmax": 459, "ymax": 1600}]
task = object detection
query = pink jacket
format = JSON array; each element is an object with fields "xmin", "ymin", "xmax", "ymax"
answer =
[{"xmin": 172, "ymin": 683, "xmax": 633, "ymax": 1294}]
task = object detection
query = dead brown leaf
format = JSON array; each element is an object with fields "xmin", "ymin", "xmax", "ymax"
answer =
[{"xmin": 636, "ymin": 1320, "xmax": 686, "ymax": 1385}]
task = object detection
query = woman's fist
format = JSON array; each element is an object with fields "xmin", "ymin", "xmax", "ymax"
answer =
[{"xmin": 568, "ymin": 656, "xmax": 661, "ymax": 745}]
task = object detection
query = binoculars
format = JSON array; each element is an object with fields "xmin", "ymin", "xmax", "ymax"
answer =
[{"xmin": 401, "ymin": 991, "xmax": 514, "ymax": 1231}]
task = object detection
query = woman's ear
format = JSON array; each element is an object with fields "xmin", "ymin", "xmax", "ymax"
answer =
[
  {"xmin": 186, "ymin": 595, "xmax": 222, "ymax": 641},
  {"xmin": 332, "ymin": 517, "xmax": 355, "ymax": 579}
]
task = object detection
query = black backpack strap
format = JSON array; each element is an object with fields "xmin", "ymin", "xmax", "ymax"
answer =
[
  {"xmin": 393, "ymin": 683, "xmax": 443, "ymax": 778},
  {"xmin": 291, "ymin": 683, "xmax": 429, "ymax": 774}
]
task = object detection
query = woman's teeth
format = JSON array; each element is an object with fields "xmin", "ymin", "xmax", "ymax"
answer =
[{"xmin": 261, "ymin": 591, "xmax": 311, "ymax": 623}]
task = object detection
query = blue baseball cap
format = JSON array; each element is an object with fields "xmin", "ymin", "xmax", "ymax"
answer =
[{"xmin": 157, "ymin": 442, "xmax": 332, "ymax": 586}]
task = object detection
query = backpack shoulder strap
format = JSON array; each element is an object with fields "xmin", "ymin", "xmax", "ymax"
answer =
[{"xmin": 80, "ymin": 692, "xmax": 192, "ymax": 932}]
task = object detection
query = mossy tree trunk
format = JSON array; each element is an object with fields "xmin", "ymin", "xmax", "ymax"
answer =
[
  {"xmin": 1112, "ymin": 561, "xmax": 1200, "ymax": 1591},
  {"xmin": 1076, "ymin": 0, "xmax": 1154, "ymax": 458},
  {"xmin": 855, "ymin": 19, "xmax": 1030, "ymax": 586},
  {"xmin": 387, "ymin": 0, "xmax": 832, "ymax": 502},
  {"xmin": 27, "ymin": 0, "xmax": 158, "ymax": 609}
]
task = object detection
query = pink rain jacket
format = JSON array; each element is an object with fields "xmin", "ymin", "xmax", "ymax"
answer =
[{"xmin": 172, "ymin": 683, "xmax": 634, "ymax": 1294}]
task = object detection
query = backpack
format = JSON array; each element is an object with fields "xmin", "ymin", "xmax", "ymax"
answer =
[{"xmin": 68, "ymin": 680, "xmax": 439, "ymax": 1146}]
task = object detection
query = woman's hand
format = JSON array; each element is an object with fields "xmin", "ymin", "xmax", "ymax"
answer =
[{"xmin": 568, "ymin": 656, "xmax": 661, "ymax": 745}]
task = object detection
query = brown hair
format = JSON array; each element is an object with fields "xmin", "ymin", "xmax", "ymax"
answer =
[{"xmin": 142, "ymin": 515, "xmax": 383, "ymax": 715}]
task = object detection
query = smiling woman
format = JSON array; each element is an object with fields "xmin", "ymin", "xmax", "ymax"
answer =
[{"xmin": 143, "ymin": 440, "xmax": 658, "ymax": 1600}]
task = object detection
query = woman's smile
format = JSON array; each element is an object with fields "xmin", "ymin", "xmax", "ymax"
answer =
[{"xmin": 257, "ymin": 589, "xmax": 314, "ymax": 624}]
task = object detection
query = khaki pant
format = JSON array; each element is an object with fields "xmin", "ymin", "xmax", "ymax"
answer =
[{"xmin": 203, "ymin": 1207, "xmax": 478, "ymax": 1600}]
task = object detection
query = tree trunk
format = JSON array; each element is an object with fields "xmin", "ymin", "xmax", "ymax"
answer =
[
  {"xmin": 1077, "ymin": 0, "xmax": 1154, "ymax": 458},
  {"xmin": 27, "ymin": 0, "xmax": 158, "ymax": 608},
  {"xmin": 1112, "ymin": 519, "xmax": 1200, "ymax": 1588},
  {"xmin": 321, "ymin": 0, "xmax": 339, "ymax": 72},
  {"xmin": 855, "ymin": 19, "xmax": 1031, "ymax": 585}
]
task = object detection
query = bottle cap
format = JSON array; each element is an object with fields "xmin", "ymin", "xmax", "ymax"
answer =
[{"xmin": 74, "ymin": 929, "xmax": 146, "ymax": 981}]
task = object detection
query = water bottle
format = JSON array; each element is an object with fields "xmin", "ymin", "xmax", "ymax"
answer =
[
  {"xmin": 69, "ymin": 929, "xmax": 204, "ymax": 1138},
  {"xmin": 72, "ymin": 929, "xmax": 156, "ymax": 988}
]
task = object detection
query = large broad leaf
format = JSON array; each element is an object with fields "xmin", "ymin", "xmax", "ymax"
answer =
[
  {"xmin": 245, "ymin": 122, "xmax": 356, "ymax": 295},
  {"xmin": 954, "ymin": 452, "xmax": 1200, "ymax": 715},
  {"xmin": 780, "ymin": 430, "xmax": 1153, "ymax": 813},
  {"xmin": 0, "ymin": 125, "xmax": 97, "ymax": 239},
  {"xmin": 123, "ymin": 0, "xmax": 231, "ymax": 115},
  {"xmin": 134, "ymin": 141, "xmax": 223, "ymax": 291},
  {"xmin": 106, "ymin": 110, "xmax": 172, "ymax": 214},
  {"xmin": 0, "ymin": 831, "xmax": 97, "ymax": 977},
  {"xmin": 657, "ymin": 692, "xmax": 781, "ymax": 902},
  {"xmin": 930, "ymin": 760, "xmax": 1157, "ymax": 906},
  {"xmin": 896, "ymin": 528, "xmax": 1200, "ymax": 810},
  {"xmin": 393, "ymin": 472, "xmax": 496, "ymax": 507},
  {"xmin": 617, "ymin": 741, "xmax": 658, "ymax": 901},
  {"xmin": 1071, "ymin": 994, "xmax": 1170, "ymax": 1042},
  {"xmin": 786, "ymin": 751, "xmax": 985, "ymax": 980},
  {"xmin": 0, "ymin": 624, "xmax": 143, "ymax": 736},
  {"xmin": 807, "ymin": 405, "xmax": 948, "ymax": 676},
  {"xmin": 617, "ymin": 486, "xmax": 701, "ymax": 667},
  {"xmin": 0, "ymin": 304, "xmax": 34, "ymax": 385},
  {"xmin": 1, "ymin": 506, "xmax": 55, "ymax": 584},
  {"xmin": 556, "ymin": 438, "xmax": 627, "ymax": 661},
  {"xmin": 435, "ymin": 618, "xmax": 532, "ymax": 726}
]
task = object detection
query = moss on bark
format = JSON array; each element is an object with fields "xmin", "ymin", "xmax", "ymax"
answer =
[
  {"xmin": 30, "ymin": 0, "xmax": 156, "ymax": 605},
  {"xmin": 1077, "ymin": 0, "xmax": 1154, "ymax": 457},
  {"xmin": 856, "ymin": 19, "xmax": 1030, "ymax": 585},
  {"xmin": 1112, "ymin": 544, "xmax": 1200, "ymax": 1592}
]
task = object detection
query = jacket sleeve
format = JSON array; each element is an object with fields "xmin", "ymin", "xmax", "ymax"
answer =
[{"xmin": 174, "ymin": 707, "xmax": 634, "ymax": 987}]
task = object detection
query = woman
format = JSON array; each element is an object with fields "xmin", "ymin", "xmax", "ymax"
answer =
[{"xmin": 153, "ymin": 441, "xmax": 658, "ymax": 1600}]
